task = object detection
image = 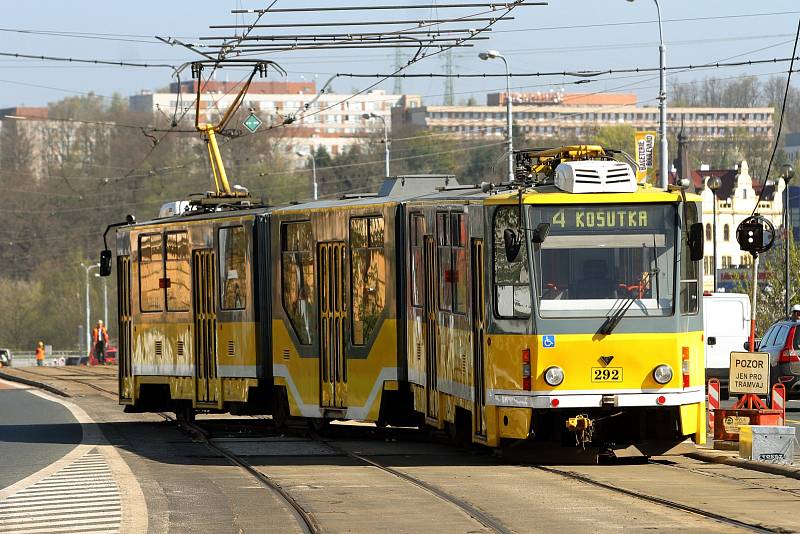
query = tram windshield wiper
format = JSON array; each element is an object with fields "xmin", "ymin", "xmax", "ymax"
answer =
[{"xmin": 598, "ymin": 268, "xmax": 658, "ymax": 336}]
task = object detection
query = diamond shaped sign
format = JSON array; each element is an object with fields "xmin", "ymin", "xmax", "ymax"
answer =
[{"xmin": 243, "ymin": 112, "xmax": 262, "ymax": 133}]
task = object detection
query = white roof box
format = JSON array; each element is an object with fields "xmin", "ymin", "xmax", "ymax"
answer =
[
  {"xmin": 159, "ymin": 201, "xmax": 189, "ymax": 218},
  {"xmin": 554, "ymin": 160, "xmax": 637, "ymax": 194}
]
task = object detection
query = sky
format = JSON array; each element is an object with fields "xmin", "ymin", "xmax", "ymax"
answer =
[{"xmin": 1, "ymin": 1, "xmax": 800, "ymax": 109}]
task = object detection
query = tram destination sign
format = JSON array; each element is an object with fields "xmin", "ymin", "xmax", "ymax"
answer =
[
  {"xmin": 728, "ymin": 351, "xmax": 770, "ymax": 395},
  {"xmin": 534, "ymin": 205, "xmax": 670, "ymax": 234}
]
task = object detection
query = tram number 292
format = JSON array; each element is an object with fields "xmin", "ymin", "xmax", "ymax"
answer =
[{"xmin": 591, "ymin": 367, "xmax": 623, "ymax": 382}]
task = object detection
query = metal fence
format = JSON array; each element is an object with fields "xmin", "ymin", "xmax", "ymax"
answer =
[{"xmin": 8, "ymin": 351, "xmax": 86, "ymax": 368}]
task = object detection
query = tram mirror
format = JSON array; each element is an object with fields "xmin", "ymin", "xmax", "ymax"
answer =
[
  {"xmin": 503, "ymin": 228, "xmax": 521, "ymax": 263},
  {"xmin": 531, "ymin": 222, "xmax": 551, "ymax": 244},
  {"xmin": 99, "ymin": 249, "xmax": 112, "ymax": 277},
  {"xmin": 688, "ymin": 222, "xmax": 704, "ymax": 261}
]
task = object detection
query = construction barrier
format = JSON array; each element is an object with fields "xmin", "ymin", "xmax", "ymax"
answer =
[
  {"xmin": 771, "ymin": 383, "xmax": 787, "ymax": 426},
  {"xmin": 708, "ymin": 378, "xmax": 721, "ymax": 433}
]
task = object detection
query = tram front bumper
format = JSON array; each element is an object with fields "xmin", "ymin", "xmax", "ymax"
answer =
[{"xmin": 487, "ymin": 386, "xmax": 705, "ymax": 409}]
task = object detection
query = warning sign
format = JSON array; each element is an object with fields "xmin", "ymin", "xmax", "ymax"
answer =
[{"xmin": 728, "ymin": 351, "xmax": 770, "ymax": 395}]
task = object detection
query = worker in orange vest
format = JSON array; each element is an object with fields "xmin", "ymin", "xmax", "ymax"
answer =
[
  {"xmin": 35, "ymin": 341, "xmax": 45, "ymax": 367},
  {"xmin": 92, "ymin": 320, "xmax": 109, "ymax": 365}
]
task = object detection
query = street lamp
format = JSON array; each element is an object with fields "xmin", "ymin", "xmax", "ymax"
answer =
[
  {"xmin": 627, "ymin": 0, "xmax": 668, "ymax": 189},
  {"xmin": 94, "ymin": 273, "xmax": 108, "ymax": 328},
  {"xmin": 707, "ymin": 176, "xmax": 722, "ymax": 292},
  {"xmin": 781, "ymin": 163, "xmax": 795, "ymax": 316},
  {"xmin": 362, "ymin": 112, "xmax": 391, "ymax": 177},
  {"xmin": 479, "ymin": 49, "xmax": 514, "ymax": 182},
  {"xmin": 295, "ymin": 150, "xmax": 318, "ymax": 200},
  {"xmin": 80, "ymin": 262, "xmax": 100, "ymax": 356}
]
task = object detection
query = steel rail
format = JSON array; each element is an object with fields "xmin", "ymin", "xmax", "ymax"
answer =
[
  {"xmin": 199, "ymin": 28, "xmax": 490, "ymax": 41},
  {"xmin": 312, "ymin": 433, "xmax": 513, "ymax": 534},
  {"xmin": 174, "ymin": 418, "xmax": 321, "ymax": 534},
  {"xmin": 533, "ymin": 465, "xmax": 776, "ymax": 534},
  {"xmin": 11, "ymin": 367, "xmax": 118, "ymax": 397},
  {"xmin": 232, "ymin": 2, "xmax": 545, "ymax": 14},
  {"xmin": 209, "ymin": 16, "xmax": 514, "ymax": 29}
]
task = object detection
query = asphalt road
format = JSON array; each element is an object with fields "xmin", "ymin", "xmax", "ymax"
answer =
[{"xmin": 0, "ymin": 380, "xmax": 82, "ymax": 489}]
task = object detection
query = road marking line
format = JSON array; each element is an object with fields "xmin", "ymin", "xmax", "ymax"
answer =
[
  {"xmin": 785, "ymin": 418, "xmax": 800, "ymax": 424},
  {"xmin": 0, "ymin": 387, "xmax": 147, "ymax": 533}
]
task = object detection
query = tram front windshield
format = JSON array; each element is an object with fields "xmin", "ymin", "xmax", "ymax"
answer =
[{"xmin": 531, "ymin": 204, "xmax": 676, "ymax": 318}]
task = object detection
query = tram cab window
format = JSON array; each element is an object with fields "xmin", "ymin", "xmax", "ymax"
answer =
[
  {"xmin": 680, "ymin": 203, "xmax": 700, "ymax": 315},
  {"xmin": 166, "ymin": 231, "xmax": 191, "ymax": 311},
  {"xmin": 139, "ymin": 233, "xmax": 164, "ymax": 312},
  {"xmin": 493, "ymin": 206, "xmax": 531, "ymax": 318},
  {"xmin": 281, "ymin": 222, "xmax": 315, "ymax": 345},
  {"xmin": 530, "ymin": 204, "xmax": 676, "ymax": 318},
  {"xmin": 219, "ymin": 226, "xmax": 248, "ymax": 310},
  {"xmin": 351, "ymin": 216, "xmax": 386, "ymax": 345},
  {"xmin": 437, "ymin": 212, "xmax": 468, "ymax": 314}
]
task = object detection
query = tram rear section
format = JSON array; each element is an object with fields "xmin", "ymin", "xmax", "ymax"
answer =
[{"xmin": 105, "ymin": 146, "xmax": 706, "ymax": 453}]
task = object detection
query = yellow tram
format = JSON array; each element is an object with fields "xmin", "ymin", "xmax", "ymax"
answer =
[{"xmin": 103, "ymin": 145, "xmax": 706, "ymax": 453}]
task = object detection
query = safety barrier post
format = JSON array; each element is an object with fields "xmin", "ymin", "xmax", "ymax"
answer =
[
  {"xmin": 707, "ymin": 378, "xmax": 721, "ymax": 433},
  {"xmin": 771, "ymin": 383, "xmax": 787, "ymax": 426}
]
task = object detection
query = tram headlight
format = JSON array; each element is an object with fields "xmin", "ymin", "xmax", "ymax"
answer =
[
  {"xmin": 544, "ymin": 366, "xmax": 564, "ymax": 387},
  {"xmin": 653, "ymin": 364, "xmax": 673, "ymax": 385}
]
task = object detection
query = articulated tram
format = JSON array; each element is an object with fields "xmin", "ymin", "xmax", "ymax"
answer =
[{"xmin": 105, "ymin": 146, "xmax": 706, "ymax": 454}]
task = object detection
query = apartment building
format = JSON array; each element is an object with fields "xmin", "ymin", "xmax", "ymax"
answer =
[
  {"xmin": 130, "ymin": 80, "xmax": 411, "ymax": 157},
  {"xmin": 395, "ymin": 92, "xmax": 774, "ymax": 141}
]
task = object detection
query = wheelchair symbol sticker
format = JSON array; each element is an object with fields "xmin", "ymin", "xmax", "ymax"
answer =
[{"xmin": 542, "ymin": 335, "xmax": 556, "ymax": 348}]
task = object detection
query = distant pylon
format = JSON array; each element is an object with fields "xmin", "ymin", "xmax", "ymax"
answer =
[
  {"xmin": 394, "ymin": 49, "xmax": 403, "ymax": 95},
  {"xmin": 443, "ymin": 49, "xmax": 455, "ymax": 105}
]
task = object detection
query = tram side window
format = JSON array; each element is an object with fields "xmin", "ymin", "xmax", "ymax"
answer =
[
  {"xmin": 281, "ymin": 222, "xmax": 315, "ymax": 345},
  {"xmin": 351, "ymin": 216, "xmax": 386, "ymax": 345},
  {"xmin": 139, "ymin": 233, "xmax": 164, "ymax": 312},
  {"xmin": 410, "ymin": 214, "xmax": 425, "ymax": 307},
  {"xmin": 219, "ymin": 226, "xmax": 248, "ymax": 310},
  {"xmin": 493, "ymin": 206, "xmax": 531, "ymax": 318},
  {"xmin": 166, "ymin": 231, "xmax": 191, "ymax": 311},
  {"xmin": 437, "ymin": 212, "xmax": 467, "ymax": 314},
  {"xmin": 680, "ymin": 204, "xmax": 700, "ymax": 315}
]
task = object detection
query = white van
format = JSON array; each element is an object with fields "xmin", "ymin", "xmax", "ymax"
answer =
[{"xmin": 703, "ymin": 292, "xmax": 751, "ymax": 394}]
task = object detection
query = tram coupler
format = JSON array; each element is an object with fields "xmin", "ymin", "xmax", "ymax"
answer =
[{"xmin": 566, "ymin": 414, "xmax": 594, "ymax": 447}]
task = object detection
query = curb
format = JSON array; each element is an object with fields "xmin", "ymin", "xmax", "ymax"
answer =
[
  {"xmin": 687, "ymin": 449, "xmax": 800, "ymax": 480},
  {"xmin": 0, "ymin": 370, "xmax": 72, "ymax": 398}
]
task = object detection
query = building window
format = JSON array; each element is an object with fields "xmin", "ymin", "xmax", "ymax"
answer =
[
  {"xmin": 741, "ymin": 254, "xmax": 753, "ymax": 266},
  {"xmin": 281, "ymin": 222, "xmax": 315, "ymax": 345},
  {"xmin": 704, "ymin": 256, "xmax": 714, "ymax": 274},
  {"xmin": 722, "ymin": 256, "xmax": 732, "ymax": 268},
  {"xmin": 705, "ymin": 223, "xmax": 712, "ymax": 241},
  {"xmin": 219, "ymin": 226, "xmax": 248, "ymax": 310},
  {"xmin": 723, "ymin": 224, "xmax": 730, "ymax": 241},
  {"xmin": 350, "ymin": 217, "xmax": 386, "ymax": 345}
]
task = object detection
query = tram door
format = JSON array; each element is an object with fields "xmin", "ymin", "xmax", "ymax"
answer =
[
  {"xmin": 117, "ymin": 256, "xmax": 134, "ymax": 402},
  {"xmin": 318, "ymin": 242, "xmax": 347, "ymax": 409},
  {"xmin": 471, "ymin": 239, "xmax": 487, "ymax": 437},
  {"xmin": 192, "ymin": 249, "xmax": 219, "ymax": 406},
  {"xmin": 423, "ymin": 235, "xmax": 438, "ymax": 419}
]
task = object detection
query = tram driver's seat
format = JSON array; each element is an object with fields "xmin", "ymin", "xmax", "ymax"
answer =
[{"xmin": 573, "ymin": 259, "xmax": 615, "ymax": 299}]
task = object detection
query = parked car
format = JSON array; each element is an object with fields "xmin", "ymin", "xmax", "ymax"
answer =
[
  {"xmin": 754, "ymin": 319, "xmax": 800, "ymax": 398},
  {"xmin": 0, "ymin": 348, "xmax": 11, "ymax": 367}
]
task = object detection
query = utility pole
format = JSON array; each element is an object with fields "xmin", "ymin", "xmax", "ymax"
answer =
[
  {"xmin": 443, "ymin": 50, "xmax": 455, "ymax": 106},
  {"xmin": 394, "ymin": 49, "xmax": 403, "ymax": 95}
]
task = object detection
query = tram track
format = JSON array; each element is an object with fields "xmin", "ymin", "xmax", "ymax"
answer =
[
  {"xmin": 170, "ymin": 416, "xmax": 321, "ymax": 534},
  {"xmin": 310, "ymin": 432, "xmax": 514, "ymax": 534},
  {"xmin": 11, "ymin": 366, "xmax": 118, "ymax": 397},
  {"xmin": 531, "ymin": 464, "xmax": 777, "ymax": 533}
]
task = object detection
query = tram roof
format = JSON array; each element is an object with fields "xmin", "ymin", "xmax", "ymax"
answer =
[{"xmin": 485, "ymin": 185, "xmax": 702, "ymax": 205}]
